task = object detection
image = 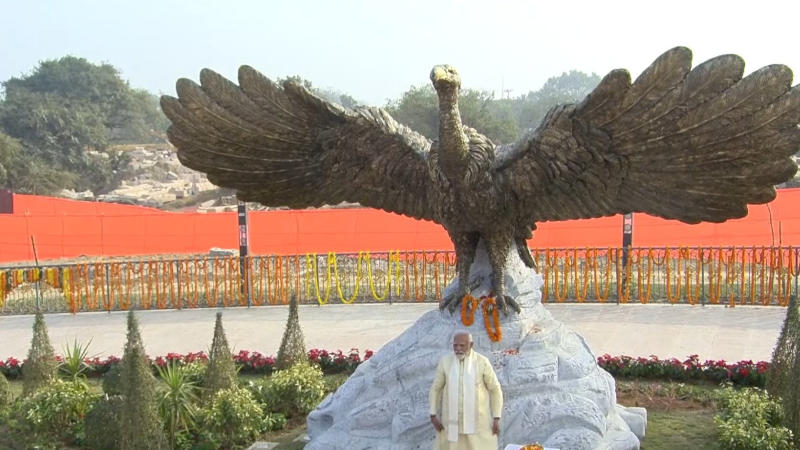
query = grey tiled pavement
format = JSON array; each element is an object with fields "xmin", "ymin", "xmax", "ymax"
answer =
[{"xmin": 0, "ymin": 302, "xmax": 785, "ymax": 362}]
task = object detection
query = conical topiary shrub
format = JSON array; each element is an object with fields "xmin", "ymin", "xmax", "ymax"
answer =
[
  {"xmin": 767, "ymin": 295, "xmax": 798, "ymax": 396},
  {"xmin": 767, "ymin": 294, "xmax": 800, "ymax": 448},
  {"xmin": 118, "ymin": 311, "xmax": 167, "ymax": 450},
  {"xmin": 275, "ymin": 295, "xmax": 307, "ymax": 370},
  {"xmin": 0, "ymin": 371, "xmax": 11, "ymax": 408},
  {"xmin": 203, "ymin": 312, "xmax": 236, "ymax": 398},
  {"xmin": 22, "ymin": 310, "xmax": 57, "ymax": 395}
]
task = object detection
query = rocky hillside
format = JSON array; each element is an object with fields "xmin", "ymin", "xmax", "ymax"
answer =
[{"xmin": 58, "ymin": 144, "xmax": 359, "ymax": 212}]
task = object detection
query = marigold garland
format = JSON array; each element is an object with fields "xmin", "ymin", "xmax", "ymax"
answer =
[
  {"xmin": 635, "ymin": 249, "xmax": 654, "ymax": 304},
  {"xmin": 591, "ymin": 248, "xmax": 613, "ymax": 302},
  {"xmin": 481, "ymin": 297, "xmax": 502, "ymax": 342},
  {"xmin": 615, "ymin": 248, "xmax": 633, "ymax": 303},
  {"xmin": 460, "ymin": 295, "xmax": 478, "ymax": 326},
  {"xmin": 665, "ymin": 248, "xmax": 682, "ymax": 304},
  {"xmin": 573, "ymin": 248, "xmax": 590, "ymax": 302}
]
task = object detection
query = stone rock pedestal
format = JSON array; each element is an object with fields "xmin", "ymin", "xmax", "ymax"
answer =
[{"xmin": 307, "ymin": 243, "xmax": 646, "ymax": 449}]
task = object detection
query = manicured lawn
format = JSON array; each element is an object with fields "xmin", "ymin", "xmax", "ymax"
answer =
[{"xmin": 642, "ymin": 409, "xmax": 720, "ymax": 449}]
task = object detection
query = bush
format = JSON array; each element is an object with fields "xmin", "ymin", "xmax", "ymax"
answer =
[
  {"xmin": 0, "ymin": 371, "xmax": 11, "ymax": 408},
  {"xmin": 84, "ymin": 395, "xmax": 123, "ymax": 450},
  {"xmin": 203, "ymin": 387, "xmax": 266, "ymax": 449},
  {"xmin": 714, "ymin": 386, "xmax": 794, "ymax": 450},
  {"xmin": 102, "ymin": 362, "xmax": 123, "ymax": 395},
  {"xmin": 22, "ymin": 310, "xmax": 58, "ymax": 395},
  {"xmin": 182, "ymin": 361, "xmax": 207, "ymax": 384},
  {"xmin": 264, "ymin": 412, "xmax": 287, "ymax": 432},
  {"xmin": 259, "ymin": 362, "xmax": 326, "ymax": 418},
  {"xmin": 17, "ymin": 379, "xmax": 99, "ymax": 446}
]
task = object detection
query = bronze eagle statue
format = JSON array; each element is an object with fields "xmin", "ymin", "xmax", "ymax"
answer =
[{"xmin": 161, "ymin": 47, "xmax": 800, "ymax": 314}]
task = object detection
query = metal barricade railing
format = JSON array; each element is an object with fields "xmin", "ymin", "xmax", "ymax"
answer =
[{"xmin": 0, "ymin": 247, "xmax": 796, "ymax": 314}]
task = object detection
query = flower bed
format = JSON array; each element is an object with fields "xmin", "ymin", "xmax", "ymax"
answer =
[
  {"xmin": 1, "ymin": 351, "xmax": 766, "ymax": 387},
  {"xmin": 597, "ymin": 354, "xmax": 768, "ymax": 387},
  {"xmin": 0, "ymin": 348, "xmax": 374, "ymax": 379}
]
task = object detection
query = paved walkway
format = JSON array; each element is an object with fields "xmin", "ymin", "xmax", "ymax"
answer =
[{"xmin": 0, "ymin": 303, "xmax": 786, "ymax": 362}]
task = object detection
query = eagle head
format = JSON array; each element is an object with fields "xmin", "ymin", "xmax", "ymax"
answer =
[{"xmin": 430, "ymin": 65, "xmax": 461, "ymax": 93}]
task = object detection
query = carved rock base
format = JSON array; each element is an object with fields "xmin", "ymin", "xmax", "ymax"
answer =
[{"xmin": 307, "ymin": 243, "xmax": 646, "ymax": 449}]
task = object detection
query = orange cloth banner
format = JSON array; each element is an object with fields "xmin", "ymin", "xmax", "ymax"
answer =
[{"xmin": 1, "ymin": 189, "xmax": 798, "ymax": 263}]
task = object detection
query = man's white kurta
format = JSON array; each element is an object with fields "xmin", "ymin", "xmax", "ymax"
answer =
[{"xmin": 429, "ymin": 350, "xmax": 503, "ymax": 450}]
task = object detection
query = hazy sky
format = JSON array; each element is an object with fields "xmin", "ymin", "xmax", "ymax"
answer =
[{"xmin": 3, "ymin": 0, "xmax": 800, "ymax": 105}]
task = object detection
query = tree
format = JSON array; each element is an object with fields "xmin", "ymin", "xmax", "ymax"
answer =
[
  {"xmin": 275, "ymin": 295, "xmax": 307, "ymax": 370},
  {"xmin": 0, "ymin": 56, "xmax": 168, "ymax": 194},
  {"xmin": 0, "ymin": 131, "xmax": 22, "ymax": 188},
  {"xmin": 22, "ymin": 310, "xmax": 57, "ymax": 395},
  {"xmin": 386, "ymin": 85, "xmax": 519, "ymax": 144},
  {"xmin": 203, "ymin": 312, "xmax": 236, "ymax": 398},
  {"xmin": 118, "ymin": 311, "xmax": 167, "ymax": 450},
  {"xmin": 514, "ymin": 70, "xmax": 600, "ymax": 131},
  {"xmin": 385, "ymin": 85, "xmax": 439, "ymax": 139}
]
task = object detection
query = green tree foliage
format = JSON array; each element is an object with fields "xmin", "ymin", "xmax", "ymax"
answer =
[
  {"xmin": 514, "ymin": 70, "xmax": 600, "ymax": 130},
  {"xmin": 118, "ymin": 311, "xmax": 167, "ymax": 450},
  {"xmin": 0, "ymin": 56, "xmax": 167, "ymax": 194},
  {"xmin": 275, "ymin": 295, "xmax": 308, "ymax": 370},
  {"xmin": 386, "ymin": 85, "xmax": 519, "ymax": 144},
  {"xmin": 22, "ymin": 310, "xmax": 57, "ymax": 395},
  {"xmin": 0, "ymin": 131, "xmax": 22, "ymax": 188},
  {"xmin": 203, "ymin": 312, "xmax": 237, "ymax": 398},
  {"xmin": 767, "ymin": 295, "xmax": 800, "ymax": 447}
]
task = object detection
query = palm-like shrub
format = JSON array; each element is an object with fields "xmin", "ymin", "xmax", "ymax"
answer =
[
  {"xmin": 22, "ymin": 310, "xmax": 57, "ymax": 395},
  {"xmin": 156, "ymin": 360, "xmax": 200, "ymax": 449},
  {"xmin": 59, "ymin": 339, "xmax": 92, "ymax": 381}
]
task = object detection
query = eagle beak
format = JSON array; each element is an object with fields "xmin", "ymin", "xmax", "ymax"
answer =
[{"xmin": 431, "ymin": 65, "xmax": 449, "ymax": 84}]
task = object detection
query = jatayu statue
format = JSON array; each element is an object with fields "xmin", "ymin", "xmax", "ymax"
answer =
[{"xmin": 162, "ymin": 47, "xmax": 800, "ymax": 314}]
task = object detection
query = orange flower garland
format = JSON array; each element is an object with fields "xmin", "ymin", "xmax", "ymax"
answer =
[
  {"xmin": 460, "ymin": 295, "xmax": 478, "ymax": 325},
  {"xmin": 481, "ymin": 297, "xmax": 502, "ymax": 342}
]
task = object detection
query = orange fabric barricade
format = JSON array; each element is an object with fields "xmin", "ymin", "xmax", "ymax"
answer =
[{"xmin": 0, "ymin": 189, "xmax": 798, "ymax": 263}]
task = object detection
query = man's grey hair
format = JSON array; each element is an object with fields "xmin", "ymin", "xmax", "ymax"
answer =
[{"xmin": 453, "ymin": 331, "xmax": 473, "ymax": 343}]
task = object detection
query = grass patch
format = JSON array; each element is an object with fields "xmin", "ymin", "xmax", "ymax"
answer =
[{"xmin": 642, "ymin": 409, "xmax": 720, "ymax": 450}]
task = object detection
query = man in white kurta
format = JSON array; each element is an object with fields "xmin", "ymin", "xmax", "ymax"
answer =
[{"xmin": 429, "ymin": 332, "xmax": 503, "ymax": 450}]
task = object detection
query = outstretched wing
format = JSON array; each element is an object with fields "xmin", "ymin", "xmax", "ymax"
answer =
[
  {"xmin": 161, "ymin": 66, "xmax": 438, "ymax": 221},
  {"xmin": 495, "ymin": 47, "xmax": 800, "ymax": 224}
]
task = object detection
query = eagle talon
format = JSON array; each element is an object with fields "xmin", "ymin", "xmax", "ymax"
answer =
[{"xmin": 496, "ymin": 295, "xmax": 521, "ymax": 316}]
